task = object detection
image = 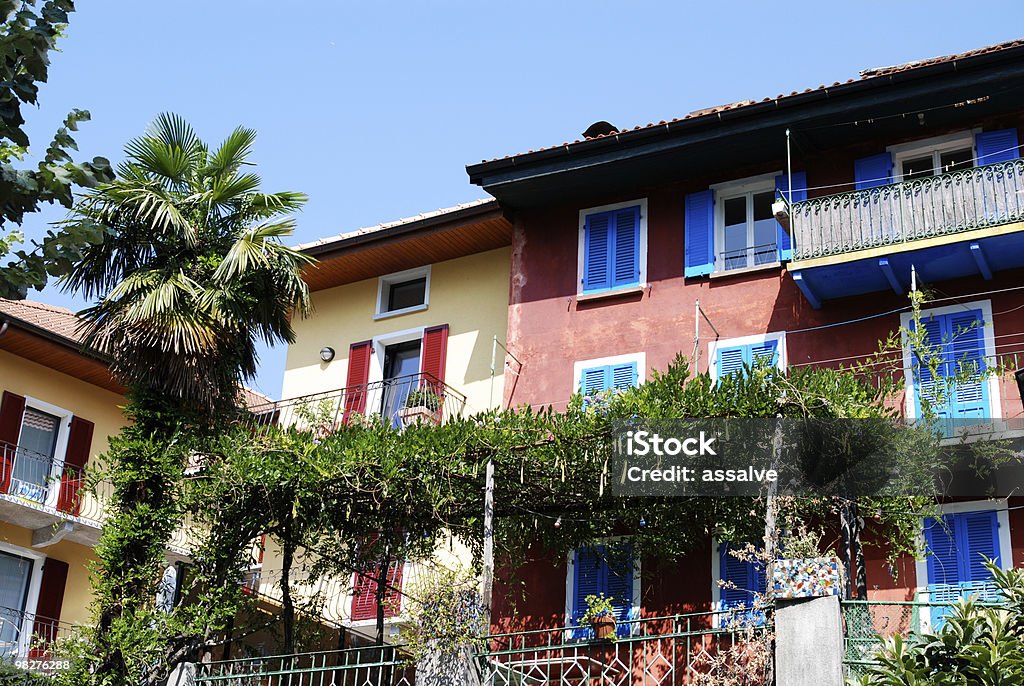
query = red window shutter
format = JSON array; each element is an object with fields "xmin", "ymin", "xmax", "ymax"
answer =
[
  {"xmin": 350, "ymin": 561, "xmax": 404, "ymax": 622},
  {"xmin": 343, "ymin": 341, "xmax": 373, "ymax": 419},
  {"xmin": 30, "ymin": 558, "xmax": 68, "ymax": 657},
  {"xmin": 58, "ymin": 417, "xmax": 94, "ymax": 515},
  {"xmin": 0, "ymin": 392, "xmax": 26, "ymax": 494},
  {"xmin": 420, "ymin": 325, "xmax": 449, "ymax": 394}
]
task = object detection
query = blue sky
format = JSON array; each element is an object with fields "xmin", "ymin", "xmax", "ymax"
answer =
[{"xmin": 16, "ymin": 1, "xmax": 1024, "ymax": 397}]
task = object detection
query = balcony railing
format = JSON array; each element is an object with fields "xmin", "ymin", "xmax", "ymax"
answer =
[
  {"xmin": 480, "ymin": 611, "xmax": 769, "ymax": 686},
  {"xmin": 197, "ymin": 645, "xmax": 413, "ymax": 686},
  {"xmin": 246, "ymin": 373, "xmax": 468, "ymax": 437},
  {"xmin": 790, "ymin": 159, "xmax": 1024, "ymax": 261},
  {"xmin": 0, "ymin": 604, "xmax": 81, "ymax": 664},
  {"xmin": 0, "ymin": 442, "xmax": 94, "ymax": 521}
]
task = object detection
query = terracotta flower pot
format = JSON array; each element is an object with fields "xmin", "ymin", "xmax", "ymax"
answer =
[{"xmin": 590, "ymin": 614, "xmax": 617, "ymax": 640}]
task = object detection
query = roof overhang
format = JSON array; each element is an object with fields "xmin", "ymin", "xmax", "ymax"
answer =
[
  {"xmin": 468, "ymin": 44, "xmax": 1024, "ymax": 208},
  {"xmin": 300, "ymin": 200, "xmax": 512, "ymax": 292},
  {"xmin": 0, "ymin": 315, "xmax": 122, "ymax": 394}
]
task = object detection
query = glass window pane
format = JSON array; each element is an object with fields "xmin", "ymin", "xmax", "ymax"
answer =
[
  {"xmin": 386, "ymin": 277, "xmax": 426, "ymax": 312},
  {"xmin": 753, "ymin": 219, "xmax": 778, "ymax": 265},
  {"xmin": 902, "ymin": 156, "xmax": 935, "ymax": 181},
  {"xmin": 752, "ymin": 191, "xmax": 775, "ymax": 221},
  {"xmin": 723, "ymin": 223, "xmax": 748, "ymax": 270},
  {"xmin": 723, "ymin": 196, "xmax": 746, "ymax": 227},
  {"xmin": 940, "ymin": 148, "xmax": 973, "ymax": 173},
  {"xmin": 0, "ymin": 550, "xmax": 31, "ymax": 655}
]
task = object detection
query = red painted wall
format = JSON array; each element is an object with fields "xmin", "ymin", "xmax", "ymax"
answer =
[{"xmin": 494, "ymin": 117, "xmax": 1024, "ymax": 626}]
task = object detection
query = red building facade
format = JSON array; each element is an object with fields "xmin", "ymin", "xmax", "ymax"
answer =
[{"xmin": 470, "ymin": 40, "xmax": 1024, "ymax": 634}]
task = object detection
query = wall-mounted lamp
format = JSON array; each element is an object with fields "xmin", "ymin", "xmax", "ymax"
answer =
[{"xmin": 319, "ymin": 346, "xmax": 335, "ymax": 363}]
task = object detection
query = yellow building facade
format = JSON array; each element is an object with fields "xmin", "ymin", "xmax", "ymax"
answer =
[{"xmin": 251, "ymin": 199, "xmax": 512, "ymax": 645}]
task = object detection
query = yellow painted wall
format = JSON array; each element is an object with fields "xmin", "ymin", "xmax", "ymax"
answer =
[
  {"xmin": 282, "ymin": 247, "xmax": 511, "ymax": 414},
  {"xmin": 0, "ymin": 522, "xmax": 98, "ymax": 626},
  {"xmin": 0, "ymin": 349, "xmax": 127, "ymax": 626}
]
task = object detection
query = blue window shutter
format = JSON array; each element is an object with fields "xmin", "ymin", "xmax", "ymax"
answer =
[
  {"xmin": 716, "ymin": 345, "xmax": 748, "ymax": 380},
  {"xmin": 719, "ymin": 543, "xmax": 766, "ymax": 623},
  {"xmin": 958, "ymin": 510, "xmax": 1000, "ymax": 584},
  {"xmin": 774, "ymin": 171, "xmax": 806, "ymax": 262},
  {"xmin": 946, "ymin": 309, "xmax": 989, "ymax": 422},
  {"xmin": 975, "ymin": 128, "xmax": 1020, "ymax": 165},
  {"xmin": 684, "ymin": 190, "xmax": 714, "ymax": 277},
  {"xmin": 581, "ymin": 366, "xmax": 610, "ymax": 396},
  {"xmin": 583, "ymin": 212, "xmax": 611, "ymax": 292},
  {"xmin": 610, "ymin": 362, "xmax": 638, "ymax": 391},
  {"xmin": 571, "ymin": 546, "xmax": 606, "ymax": 637},
  {"xmin": 612, "ymin": 206, "xmax": 641, "ymax": 288},
  {"xmin": 750, "ymin": 339, "xmax": 780, "ymax": 370},
  {"xmin": 924, "ymin": 515, "xmax": 960, "ymax": 586},
  {"xmin": 912, "ymin": 315, "xmax": 948, "ymax": 422},
  {"xmin": 854, "ymin": 152, "xmax": 893, "ymax": 190},
  {"xmin": 604, "ymin": 542, "xmax": 635, "ymax": 636}
]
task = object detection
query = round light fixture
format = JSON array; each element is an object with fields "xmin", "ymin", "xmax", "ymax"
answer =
[{"xmin": 319, "ymin": 346, "xmax": 335, "ymax": 363}]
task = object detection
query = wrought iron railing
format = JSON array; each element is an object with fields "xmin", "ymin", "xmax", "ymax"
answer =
[
  {"xmin": 790, "ymin": 159, "xmax": 1024, "ymax": 261},
  {"xmin": 197, "ymin": 645, "xmax": 414, "ymax": 686},
  {"xmin": 246, "ymin": 373, "xmax": 468, "ymax": 437},
  {"xmin": 0, "ymin": 604, "xmax": 81, "ymax": 663},
  {"xmin": 480, "ymin": 611, "xmax": 770, "ymax": 686},
  {"xmin": 0, "ymin": 442, "xmax": 96, "ymax": 522}
]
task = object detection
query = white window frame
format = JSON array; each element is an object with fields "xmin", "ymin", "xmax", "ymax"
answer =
[
  {"xmin": 899, "ymin": 299, "xmax": 1000, "ymax": 422},
  {"xmin": 707, "ymin": 332, "xmax": 787, "ymax": 381},
  {"xmin": 710, "ymin": 538, "xmax": 771, "ymax": 629},
  {"xmin": 14, "ymin": 397, "xmax": 73, "ymax": 510},
  {"xmin": 889, "ymin": 131, "xmax": 976, "ymax": 182},
  {"xmin": 345, "ymin": 560, "xmax": 409, "ymax": 628},
  {"xmin": 576, "ymin": 199, "xmax": 649, "ymax": 296},
  {"xmin": 572, "ymin": 352, "xmax": 646, "ymax": 393},
  {"xmin": 564, "ymin": 536, "xmax": 642, "ymax": 635},
  {"xmin": 375, "ymin": 266, "xmax": 430, "ymax": 320},
  {"xmin": 711, "ymin": 172, "xmax": 782, "ymax": 274},
  {"xmin": 913, "ymin": 499, "xmax": 1012, "ymax": 631},
  {"xmin": 0, "ymin": 542, "xmax": 44, "ymax": 659},
  {"xmin": 365, "ymin": 326, "xmax": 426, "ymax": 416}
]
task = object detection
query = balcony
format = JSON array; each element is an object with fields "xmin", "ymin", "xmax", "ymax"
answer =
[
  {"xmin": 247, "ymin": 373, "xmax": 468, "ymax": 436},
  {"xmin": 785, "ymin": 159, "xmax": 1024, "ymax": 306}
]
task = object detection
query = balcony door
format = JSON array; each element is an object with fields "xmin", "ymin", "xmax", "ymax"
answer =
[
  {"xmin": 13, "ymin": 408, "xmax": 60, "ymax": 503},
  {"xmin": 381, "ymin": 340, "xmax": 421, "ymax": 425},
  {"xmin": 0, "ymin": 550, "xmax": 32, "ymax": 658}
]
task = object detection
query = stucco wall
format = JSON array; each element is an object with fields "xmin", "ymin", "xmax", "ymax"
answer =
[{"xmin": 283, "ymin": 247, "xmax": 511, "ymax": 415}]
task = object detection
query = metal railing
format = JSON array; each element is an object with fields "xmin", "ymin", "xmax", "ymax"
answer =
[
  {"xmin": 246, "ymin": 373, "xmax": 468, "ymax": 437},
  {"xmin": 0, "ymin": 604, "xmax": 81, "ymax": 663},
  {"xmin": 841, "ymin": 596, "xmax": 1005, "ymax": 679},
  {"xmin": 790, "ymin": 159, "xmax": 1024, "ymax": 261},
  {"xmin": 197, "ymin": 645, "xmax": 414, "ymax": 686},
  {"xmin": 479, "ymin": 611, "xmax": 770, "ymax": 686},
  {"xmin": 0, "ymin": 442, "xmax": 97, "ymax": 522}
]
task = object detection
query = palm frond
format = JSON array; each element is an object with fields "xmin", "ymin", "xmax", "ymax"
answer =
[{"xmin": 207, "ymin": 126, "xmax": 257, "ymax": 177}]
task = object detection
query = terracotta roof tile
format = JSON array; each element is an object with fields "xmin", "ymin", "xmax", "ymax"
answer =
[
  {"xmin": 0, "ymin": 299, "xmax": 87, "ymax": 345},
  {"xmin": 477, "ymin": 38, "xmax": 1024, "ymax": 165}
]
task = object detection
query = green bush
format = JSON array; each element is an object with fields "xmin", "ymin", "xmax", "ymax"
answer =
[{"xmin": 854, "ymin": 562, "xmax": 1024, "ymax": 685}]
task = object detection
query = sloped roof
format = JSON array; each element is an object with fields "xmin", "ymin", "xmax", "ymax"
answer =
[
  {"xmin": 0, "ymin": 299, "xmax": 89, "ymax": 346},
  {"xmin": 471, "ymin": 38, "xmax": 1024, "ymax": 166}
]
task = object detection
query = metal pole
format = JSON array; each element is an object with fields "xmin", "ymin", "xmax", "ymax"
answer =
[
  {"xmin": 490, "ymin": 334, "xmax": 498, "ymax": 410},
  {"xmin": 481, "ymin": 459, "xmax": 495, "ymax": 630},
  {"xmin": 786, "ymin": 128, "xmax": 793, "ymax": 203}
]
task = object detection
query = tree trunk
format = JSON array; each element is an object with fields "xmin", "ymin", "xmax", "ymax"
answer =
[
  {"xmin": 839, "ymin": 500, "xmax": 854, "ymax": 599},
  {"xmin": 851, "ymin": 502, "xmax": 868, "ymax": 599},
  {"xmin": 280, "ymin": 522, "xmax": 297, "ymax": 654},
  {"xmin": 375, "ymin": 555, "xmax": 390, "ymax": 646}
]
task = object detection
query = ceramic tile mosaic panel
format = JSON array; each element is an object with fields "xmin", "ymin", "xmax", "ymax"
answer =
[{"xmin": 772, "ymin": 557, "xmax": 843, "ymax": 599}]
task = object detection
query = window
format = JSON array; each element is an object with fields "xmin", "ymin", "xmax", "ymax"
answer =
[
  {"xmin": 715, "ymin": 542, "xmax": 767, "ymax": 625},
  {"xmin": 376, "ymin": 267, "xmax": 430, "ymax": 318},
  {"xmin": 578, "ymin": 200, "xmax": 646, "ymax": 295},
  {"xmin": 900, "ymin": 301, "xmax": 998, "ymax": 435},
  {"xmin": 719, "ymin": 188, "xmax": 777, "ymax": 271},
  {"xmin": 917, "ymin": 503, "xmax": 1010, "ymax": 628},
  {"xmin": 574, "ymin": 353, "xmax": 644, "ymax": 399},
  {"xmin": 566, "ymin": 541, "xmax": 637, "ymax": 638},
  {"xmin": 709, "ymin": 333, "xmax": 786, "ymax": 381},
  {"xmin": 891, "ymin": 132, "xmax": 975, "ymax": 182},
  {"xmin": 350, "ymin": 560, "xmax": 404, "ymax": 623}
]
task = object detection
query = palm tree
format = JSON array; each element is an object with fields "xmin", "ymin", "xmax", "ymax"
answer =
[
  {"xmin": 58, "ymin": 113, "xmax": 313, "ymax": 682},
  {"xmin": 62, "ymin": 112, "xmax": 312, "ymax": 415}
]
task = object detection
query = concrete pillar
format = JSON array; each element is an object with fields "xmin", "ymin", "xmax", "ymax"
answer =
[
  {"xmin": 775, "ymin": 595, "xmax": 844, "ymax": 686},
  {"xmin": 416, "ymin": 642, "xmax": 481, "ymax": 686}
]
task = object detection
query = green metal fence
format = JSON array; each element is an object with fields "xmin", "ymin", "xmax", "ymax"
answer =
[{"xmin": 196, "ymin": 645, "xmax": 413, "ymax": 686}]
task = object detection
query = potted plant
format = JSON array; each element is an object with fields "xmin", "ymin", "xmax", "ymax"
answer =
[
  {"xmin": 581, "ymin": 593, "xmax": 617, "ymax": 640},
  {"xmin": 398, "ymin": 389, "xmax": 442, "ymax": 425}
]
